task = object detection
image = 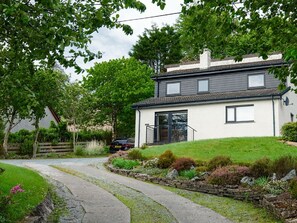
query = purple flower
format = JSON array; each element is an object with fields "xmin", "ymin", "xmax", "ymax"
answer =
[{"xmin": 10, "ymin": 184, "xmax": 25, "ymax": 194}]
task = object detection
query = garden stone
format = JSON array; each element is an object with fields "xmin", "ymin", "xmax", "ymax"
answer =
[
  {"xmin": 272, "ymin": 173, "xmax": 277, "ymax": 182},
  {"xmin": 191, "ymin": 176, "xmax": 202, "ymax": 181},
  {"xmin": 240, "ymin": 176, "xmax": 255, "ymax": 186},
  {"xmin": 281, "ymin": 169, "xmax": 296, "ymax": 182},
  {"xmin": 166, "ymin": 169, "xmax": 179, "ymax": 179}
]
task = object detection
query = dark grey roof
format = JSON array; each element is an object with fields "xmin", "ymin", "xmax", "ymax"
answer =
[
  {"xmin": 154, "ymin": 59, "xmax": 286, "ymax": 79},
  {"xmin": 133, "ymin": 88, "xmax": 286, "ymax": 108}
]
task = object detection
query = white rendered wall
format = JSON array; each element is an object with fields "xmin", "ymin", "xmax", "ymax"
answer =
[{"xmin": 135, "ymin": 100, "xmax": 280, "ymax": 147}]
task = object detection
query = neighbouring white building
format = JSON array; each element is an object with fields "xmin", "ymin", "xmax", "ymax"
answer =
[{"xmin": 133, "ymin": 51, "xmax": 297, "ymax": 147}]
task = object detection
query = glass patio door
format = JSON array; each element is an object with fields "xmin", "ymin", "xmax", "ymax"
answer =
[{"xmin": 155, "ymin": 111, "xmax": 187, "ymax": 144}]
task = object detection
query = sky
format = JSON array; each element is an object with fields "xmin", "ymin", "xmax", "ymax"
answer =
[{"xmin": 67, "ymin": 0, "xmax": 184, "ymax": 82}]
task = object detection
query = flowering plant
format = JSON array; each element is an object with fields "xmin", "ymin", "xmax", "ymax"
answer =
[{"xmin": 0, "ymin": 184, "xmax": 25, "ymax": 212}]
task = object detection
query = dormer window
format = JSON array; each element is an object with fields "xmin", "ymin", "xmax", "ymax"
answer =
[
  {"xmin": 198, "ymin": 79, "xmax": 209, "ymax": 93},
  {"xmin": 248, "ymin": 74, "xmax": 265, "ymax": 88},
  {"xmin": 166, "ymin": 82, "xmax": 180, "ymax": 96}
]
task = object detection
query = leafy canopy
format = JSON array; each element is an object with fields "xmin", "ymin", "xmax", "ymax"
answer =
[
  {"xmin": 83, "ymin": 57, "xmax": 154, "ymax": 137},
  {"xmin": 129, "ymin": 24, "xmax": 183, "ymax": 74},
  {"xmin": 179, "ymin": 0, "xmax": 297, "ymax": 89}
]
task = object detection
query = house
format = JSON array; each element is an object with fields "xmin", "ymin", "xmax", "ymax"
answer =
[
  {"xmin": 11, "ymin": 107, "xmax": 60, "ymax": 133},
  {"xmin": 132, "ymin": 50, "xmax": 297, "ymax": 147}
]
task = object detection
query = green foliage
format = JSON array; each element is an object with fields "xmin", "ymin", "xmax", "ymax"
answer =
[
  {"xmin": 289, "ymin": 178, "xmax": 297, "ymax": 199},
  {"xmin": 171, "ymin": 157, "xmax": 196, "ymax": 172},
  {"xmin": 129, "ymin": 24, "xmax": 183, "ymax": 74},
  {"xmin": 207, "ymin": 156, "xmax": 232, "ymax": 171},
  {"xmin": 281, "ymin": 122, "xmax": 297, "ymax": 142},
  {"xmin": 83, "ymin": 57, "xmax": 154, "ymax": 138},
  {"xmin": 74, "ymin": 146, "xmax": 84, "ymax": 156},
  {"xmin": 207, "ymin": 165, "xmax": 250, "ymax": 186},
  {"xmin": 108, "ymin": 150, "xmax": 129, "ymax": 163},
  {"xmin": 179, "ymin": 169, "xmax": 197, "ymax": 179},
  {"xmin": 263, "ymin": 180, "xmax": 288, "ymax": 195},
  {"xmin": 19, "ymin": 139, "xmax": 33, "ymax": 156},
  {"xmin": 128, "ymin": 149, "xmax": 145, "ymax": 161},
  {"xmin": 179, "ymin": 0, "xmax": 297, "ymax": 89},
  {"xmin": 254, "ymin": 177, "xmax": 269, "ymax": 188},
  {"xmin": 250, "ymin": 158, "xmax": 272, "ymax": 178},
  {"xmin": 157, "ymin": 150, "xmax": 176, "ymax": 169},
  {"xmin": 112, "ymin": 158, "xmax": 140, "ymax": 170},
  {"xmin": 271, "ymin": 156, "xmax": 297, "ymax": 178}
]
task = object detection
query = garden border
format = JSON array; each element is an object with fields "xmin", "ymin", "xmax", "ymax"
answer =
[{"xmin": 106, "ymin": 164, "xmax": 297, "ymax": 223}]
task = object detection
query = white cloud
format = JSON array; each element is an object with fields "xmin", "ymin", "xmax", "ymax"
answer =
[{"xmin": 66, "ymin": 0, "xmax": 183, "ymax": 82}]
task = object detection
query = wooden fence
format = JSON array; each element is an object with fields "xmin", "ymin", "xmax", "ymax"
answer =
[{"xmin": 7, "ymin": 142, "xmax": 89, "ymax": 155}]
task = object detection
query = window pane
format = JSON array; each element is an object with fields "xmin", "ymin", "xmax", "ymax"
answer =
[
  {"xmin": 237, "ymin": 106, "xmax": 254, "ymax": 121},
  {"xmin": 198, "ymin": 80, "xmax": 209, "ymax": 92},
  {"xmin": 249, "ymin": 75, "xmax": 264, "ymax": 88},
  {"xmin": 227, "ymin": 107, "xmax": 235, "ymax": 122},
  {"xmin": 167, "ymin": 83, "xmax": 180, "ymax": 95}
]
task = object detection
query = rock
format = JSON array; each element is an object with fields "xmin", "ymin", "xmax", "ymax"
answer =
[
  {"xmin": 272, "ymin": 173, "xmax": 277, "ymax": 182},
  {"xmin": 166, "ymin": 169, "xmax": 179, "ymax": 179},
  {"xmin": 191, "ymin": 176, "xmax": 202, "ymax": 181},
  {"xmin": 281, "ymin": 169, "xmax": 296, "ymax": 182},
  {"xmin": 240, "ymin": 176, "xmax": 255, "ymax": 186}
]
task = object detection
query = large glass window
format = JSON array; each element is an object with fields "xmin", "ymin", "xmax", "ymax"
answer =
[
  {"xmin": 198, "ymin": 79, "xmax": 209, "ymax": 93},
  {"xmin": 166, "ymin": 82, "xmax": 180, "ymax": 95},
  {"xmin": 248, "ymin": 74, "xmax": 264, "ymax": 88},
  {"xmin": 226, "ymin": 105, "xmax": 254, "ymax": 123}
]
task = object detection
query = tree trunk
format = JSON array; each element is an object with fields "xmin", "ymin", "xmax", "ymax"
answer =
[
  {"xmin": 72, "ymin": 120, "xmax": 77, "ymax": 149},
  {"xmin": 111, "ymin": 112, "xmax": 117, "ymax": 140},
  {"xmin": 2, "ymin": 112, "xmax": 16, "ymax": 157},
  {"xmin": 32, "ymin": 118, "xmax": 40, "ymax": 158}
]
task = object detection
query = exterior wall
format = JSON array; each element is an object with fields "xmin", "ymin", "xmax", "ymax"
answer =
[
  {"xmin": 157, "ymin": 69, "xmax": 280, "ymax": 97},
  {"xmin": 135, "ymin": 100, "xmax": 279, "ymax": 147},
  {"xmin": 11, "ymin": 107, "xmax": 58, "ymax": 133},
  {"xmin": 278, "ymin": 85, "xmax": 297, "ymax": 131}
]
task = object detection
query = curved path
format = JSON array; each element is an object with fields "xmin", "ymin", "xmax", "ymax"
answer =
[{"xmin": 2, "ymin": 158, "xmax": 232, "ymax": 223}]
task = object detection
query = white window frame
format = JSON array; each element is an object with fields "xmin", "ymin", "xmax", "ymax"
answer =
[
  {"xmin": 248, "ymin": 74, "xmax": 265, "ymax": 88},
  {"xmin": 197, "ymin": 79, "xmax": 209, "ymax": 93},
  {"xmin": 226, "ymin": 105, "xmax": 254, "ymax": 123},
  {"xmin": 166, "ymin": 82, "xmax": 181, "ymax": 96}
]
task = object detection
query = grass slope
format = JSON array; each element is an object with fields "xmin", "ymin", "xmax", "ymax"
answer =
[
  {"xmin": 0, "ymin": 163, "xmax": 48, "ymax": 222},
  {"xmin": 141, "ymin": 137, "xmax": 297, "ymax": 163}
]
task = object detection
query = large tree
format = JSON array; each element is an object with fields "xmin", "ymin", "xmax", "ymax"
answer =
[
  {"xmin": 179, "ymin": 0, "xmax": 297, "ymax": 89},
  {"xmin": 83, "ymin": 57, "xmax": 154, "ymax": 138},
  {"xmin": 129, "ymin": 24, "xmax": 183, "ymax": 74}
]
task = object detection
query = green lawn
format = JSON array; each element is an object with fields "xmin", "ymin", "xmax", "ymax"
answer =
[
  {"xmin": 141, "ymin": 137, "xmax": 297, "ymax": 163},
  {"xmin": 0, "ymin": 163, "xmax": 48, "ymax": 222}
]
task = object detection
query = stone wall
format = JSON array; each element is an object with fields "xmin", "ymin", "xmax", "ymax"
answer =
[{"xmin": 106, "ymin": 165, "xmax": 297, "ymax": 223}]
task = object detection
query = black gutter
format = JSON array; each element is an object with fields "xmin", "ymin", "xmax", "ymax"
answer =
[{"xmin": 152, "ymin": 62, "xmax": 286, "ymax": 80}]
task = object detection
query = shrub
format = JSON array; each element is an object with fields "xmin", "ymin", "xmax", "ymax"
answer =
[
  {"xmin": 140, "ymin": 144, "xmax": 148, "ymax": 150},
  {"xmin": 108, "ymin": 150, "xmax": 129, "ymax": 163},
  {"xmin": 171, "ymin": 157, "xmax": 196, "ymax": 172},
  {"xmin": 271, "ymin": 155, "xmax": 297, "ymax": 178},
  {"xmin": 74, "ymin": 146, "xmax": 85, "ymax": 156},
  {"xmin": 281, "ymin": 122, "xmax": 297, "ymax": 142},
  {"xmin": 263, "ymin": 180, "xmax": 288, "ymax": 195},
  {"xmin": 207, "ymin": 165, "xmax": 250, "ymax": 185},
  {"xmin": 84, "ymin": 140, "xmax": 105, "ymax": 155},
  {"xmin": 289, "ymin": 178, "xmax": 297, "ymax": 199},
  {"xmin": 179, "ymin": 169, "xmax": 197, "ymax": 179},
  {"xmin": 207, "ymin": 156, "xmax": 233, "ymax": 171},
  {"xmin": 143, "ymin": 158, "xmax": 159, "ymax": 168},
  {"xmin": 128, "ymin": 149, "xmax": 145, "ymax": 160},
  {"xmin": 196, "ymin": 166, "xmax": 208, "ymax": 173},
  {"xmin": 19, "ymin": 139, "xmax": 33, "ymax": 156},
  {"xmin": 157, "ymin": 150, "xmax": 176, "ymax": 169},
  {"xmin": 112, "ymin": 158, "xmax": 140, "ymax": 170},
  {"xmin": 254, "ymin": 177, "xmax": 269, "ymax": 188},
  {"xmin": 250, "ymin": 158, "xmax": 272, "ymax": 178}
]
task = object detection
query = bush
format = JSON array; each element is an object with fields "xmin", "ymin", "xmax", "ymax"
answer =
[
  {"xmin": 179, "ymin": 169, "xmax": 197, "ymax": 179},
  {"xmin": 289, "ymin": 178, "xmax": 297, "ymax": 199},
  {"xmin": 207, "ymin": 156, "xmax": 232, "ymax": 171},
  {"xmin": 207, "ymin": 165, "xmax": 250, "ymax": 185},
  {"xmin": 128, "ymin": 149, "xmax": 145, "ymax": 160},
  {"xmin": 112, "ymin": 158, "xmax": 140, "ymax": 170},
  {"xmin": 250, "ymin": 158, "xmax": 272, "ymax": 178},
  {"xmin": 19, "ymin": 139, "xmax": 33, "ymax": 156},
  {"xmin": 108, "ymin": 150, "xmax": 129, "ymax": 163},
  {"xmin": 143, "ymin": 158, "xmax": 159, "ymax": 168},
  {"xmin": 271, "ymin": 155, "xmax": 297, "ymax": 178},
  {"xmin": 254, "ymin": 177, "xmax": 269, "ymax": 188},
  {"xmin": 171, "ymin": 157, "xmax": 196, "ymax": 172},
  {"xmin": 157, "ymin": 150, "xmax": 176, "ymax": 169},
  {"xmin": 263, "ymin": 180, "xmax": 288, "ymax": 195},
  {"xmin": 196, "ymin": 166, "xmax": 208, "ymax": 173},
  {"xmin": 84, "ymin": 140, "xmax": 105, "ymax": 155},
  {"xmin": 74, "ymin": 146, "xmax": 85, "ymax": 156},
  {"xmin": 281, "ymin": 122, "xmax": 297, "ymax": 142}
]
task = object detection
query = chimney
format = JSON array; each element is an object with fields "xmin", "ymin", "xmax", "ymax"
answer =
[{"xmin": 200, "ymin": 49, "xmax": 211, "ymax": 69}]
